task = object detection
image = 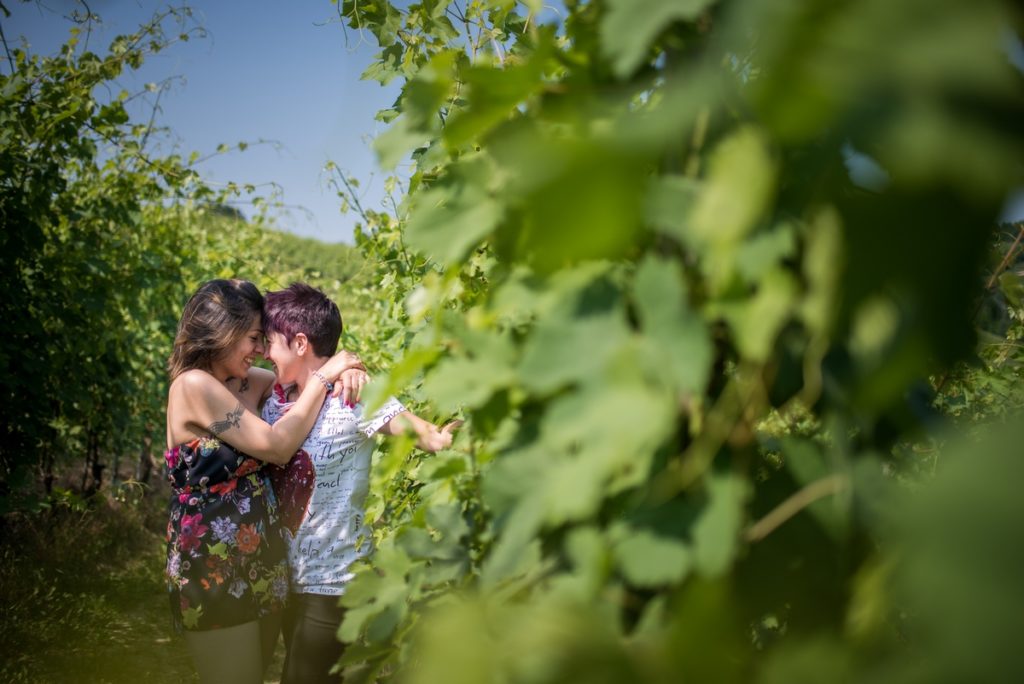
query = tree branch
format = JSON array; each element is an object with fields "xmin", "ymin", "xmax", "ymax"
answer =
[
  {"xmin": 985, "ymin": 224, "xmax": 1024, "ymax": 291},
  {"xmin": 744, "ymin": 474, "xmax": 849, "ymax": 543},
  {"xmin": 329, "ymin": 167, "xmax": 370, "ymax": 224},
  {"xmin": 0, "ymin": 5, "xmax": 14, "ymax": 71}
]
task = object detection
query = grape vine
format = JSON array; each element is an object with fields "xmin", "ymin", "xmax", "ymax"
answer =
[{"xmin": 330, "ymin": 1, "xmax": 1024, "ymax": 682}]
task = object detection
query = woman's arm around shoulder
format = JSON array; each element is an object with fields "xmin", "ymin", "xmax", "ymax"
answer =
[{"xmin": 168, "ymin": 369, "xmax": 329, "ymax": 465}]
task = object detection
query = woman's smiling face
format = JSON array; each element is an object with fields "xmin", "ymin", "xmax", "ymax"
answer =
[
  {"xmin": 263, "ymin": 330, "xmax": 300, "ymax": 385},
  {"xmin": 212, "ymin": 317, "xmax": 264, "ymax": 381}
]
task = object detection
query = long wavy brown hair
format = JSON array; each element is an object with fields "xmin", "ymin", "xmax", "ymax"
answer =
[{"xmin": 167, "ymin": 279, "xmax": 264, "ymax": 381}]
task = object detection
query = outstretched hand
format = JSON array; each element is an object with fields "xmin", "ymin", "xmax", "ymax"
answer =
[{"xmin": 421, "ymin": 419, "xmax": 463, "ymax": 452}]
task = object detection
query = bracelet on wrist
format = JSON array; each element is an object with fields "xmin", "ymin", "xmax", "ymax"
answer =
[{"xmin": 312, "ymin": 370, "xmax": 333, "ymax": 393}]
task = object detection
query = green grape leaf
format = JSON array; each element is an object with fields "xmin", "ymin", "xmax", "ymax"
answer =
[
  {"xmin": 362, "ymin": 44, "xmax": 405, "ymax": 85},
  {"xmin": 373, "ymin": 115, "xmax": 428, "ymax": 170},
  {"xmin": 534, "ymin": 375, "xmax": 676, "ymax": 522},
  {"xmin": 548, "ymin": 528, "xmax": 610, "ymax": 602},
  {"xmin": 338, "ymin": 601, "xmax": 381, "ymax": 643},
  {"xmin": 565, "ymin": 526, "xmax": 607, "ymax": 573},
  {"xmin": 713, "ymin": 268, "xmax": 798, "ymax": 362},
  {"xmin": 601, "ymin": 0, "xmax": 719, "ymax": 77},
  {"xmin": 735, "ymin": 224, "xmax": 796, "ymax": 285},
  {"xmin": 540, "ymin": 457, "xmax": 607, "ymax": 525},
  {"xmin": 397, "ymin": 527, "xmax": 438, "ymax": 559},
  {"xmin": 480, "ymin": 507, "xmax": 544, "ymax": 590},
  {"xmin": 402, "ymin": 50, "xmax": 457, "ymax": 130},
  {"xmin": 365, "ymin": 601, "xmax": 408, "ymax": 643},
  {"xmin": 692, "ymin": 473, "xmax": 748, "ymax": 576},
  {"xmin": 633, "ymin": 255, "xmax": 712, "ymax": 396},
  {"xmin": 614, "ymin": 528, "xmax": 693, "ymax": 587},
  {"xmin": 644, "ymin": 174, "xmax": 699, "ymax": 243},
  {"xmin": 416, "ymin": 454, "xmax": 468, "ymax": 482},
  {"xmin": 690, "ymin": 126, "xmax": 776, "ymax": 249},
  {"xmin": 404, "ymin": 179, "xmax": 503, "ymax": 265},
  {"xmin": 443, "ymin": 36, "xmax": 551, "ymax": 148},
  {"xmin": 422, "ymin": 355, "xmax": 515, "ymax": 412},
  {"xmin": 518, "ymin": 312, "xmax": 631, "ymax": 394},
  {"xmin": 426, "ymin": 503, "xmax": 470, "ymax": 545},
  {"xmin": 488, "ymin": 127, "xmax": 647, "ymax": 271}
]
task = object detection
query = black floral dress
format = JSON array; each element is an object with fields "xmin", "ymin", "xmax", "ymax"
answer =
[{"xmin": 165, "ymin": 437, "xmax": 289, "ymax": 632}]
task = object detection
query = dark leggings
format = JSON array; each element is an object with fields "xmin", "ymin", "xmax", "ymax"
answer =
[{"xmin": 281, "ymin": 593, "xmax": 346, "ymax": 684}]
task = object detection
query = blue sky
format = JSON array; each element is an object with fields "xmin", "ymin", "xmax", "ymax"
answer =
[
  {"xmin": 5, "ymin": 2, "xmax": 1023, "ymax": 244},
  {"xmin": 8, "ymin": 0, "xmax": 402, "ymax": 243}
]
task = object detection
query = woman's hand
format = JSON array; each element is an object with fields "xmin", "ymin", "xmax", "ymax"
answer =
[
  {"xmin": 336, "ymin": 368, "xmax": 370, "ymax": 407},
  {"xmin": 380, "ymin": 413, "xmax": 462, "ymax": 452},
  {"xmin": 315, "ymin": 351, "xmax": 370, "ymax": 406},
  {"xmin": 318, "ymin": 350, "xmax": 364, "ymax": 383},
  {"xmin": 417, "ymin": 420, "xmax": 463, "ymax": 452}
]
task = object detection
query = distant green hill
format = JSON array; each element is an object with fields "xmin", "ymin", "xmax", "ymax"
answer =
[
  {"xmin": 261, "ymin": 228, "xmax": 381, "ymax": 356},
  {"xmin": 197, "ymin": 210, "xmax": 380, "ymax": 355},
  {"xmin": 265, "ymin": 229, "xmax": 367, "ymax": 290}
]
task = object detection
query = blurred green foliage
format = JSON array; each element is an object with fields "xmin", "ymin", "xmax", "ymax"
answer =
[{"xmin": 330, "ymin": 0, "xmax": 1024, "ymax": 682}]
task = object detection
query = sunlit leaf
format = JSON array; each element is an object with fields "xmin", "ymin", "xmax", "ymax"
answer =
[
  {"xmin": 404, "ymin": 160, "xmax": 503, "ymax": 264},
  {"xmin": 690, "ymin": 126, "xmax": 776, "ymax": 253},
  {"xmin": 713, "ymin": 268, "xmax": 798, "ymax": 362},
  {"xmin": 444, "ymin": 35, "xmax": 552, "ymax": 148},
  {"xmin": 373, "ymin": 115, "xmax": 428, "ymax": 169}
]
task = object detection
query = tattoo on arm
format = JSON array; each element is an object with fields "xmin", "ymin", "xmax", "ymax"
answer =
[
  {"xmin": 239, "ymin": 377, "xmax": 249, "ymax": 393},
  {"xmin": 208, "ymin": 403, "xmax": 244, "ymax": 435}
]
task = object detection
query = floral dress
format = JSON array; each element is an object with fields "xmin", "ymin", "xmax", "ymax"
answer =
[{"xmin": 165, "ymin": 437, "xmax": 289, "ymax": 632}]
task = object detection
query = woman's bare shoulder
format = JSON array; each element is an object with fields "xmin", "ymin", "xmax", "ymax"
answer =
[
  {"xmin": 169, "ymin": 368, "xmax": 219, "ymax": 397},
  {"xmin": 166, "ymin": 370, "xmax": 221, "ymax": 445}
]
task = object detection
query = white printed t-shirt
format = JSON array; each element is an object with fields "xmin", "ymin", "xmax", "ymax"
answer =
[{"xmin": 262, "ymin": 384, "xmax": 405, "ymax": 596}]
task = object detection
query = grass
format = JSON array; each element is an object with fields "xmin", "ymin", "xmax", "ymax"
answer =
[{"xmin": 0, "ymin": 483, "xmax": 285, "ymax": 683}]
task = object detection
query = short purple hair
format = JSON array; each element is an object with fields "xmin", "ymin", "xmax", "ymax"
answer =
[{"xmin": 263, "ymin": 283, "xmax": 342, "ymax": 358}]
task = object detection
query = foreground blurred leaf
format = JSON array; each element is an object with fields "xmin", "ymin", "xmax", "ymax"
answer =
[
  {"xmin": 404, "ymin": 158, "xmax": 504, "ymax": 265},
  {"xmin": 518, "ymin": 311, "xmax": 631, "ymax": 394},
  {"xmin": 890, "ymin": 419, "xmax": 1024, "ymax": 682},
  {"xmin": 601, "ymin": 0, "xmax": 719, "ymax": 77},
  {"xmin": 693, "ymin": 473, "xmax": 748, "ymax": 576},
  {"xmin": 633, "ymin": 255, "xmax": 712, "ymax": 396},
  {"xmin": 613, "ymin": 527, "xmax": 692, "ymax": 587}
]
